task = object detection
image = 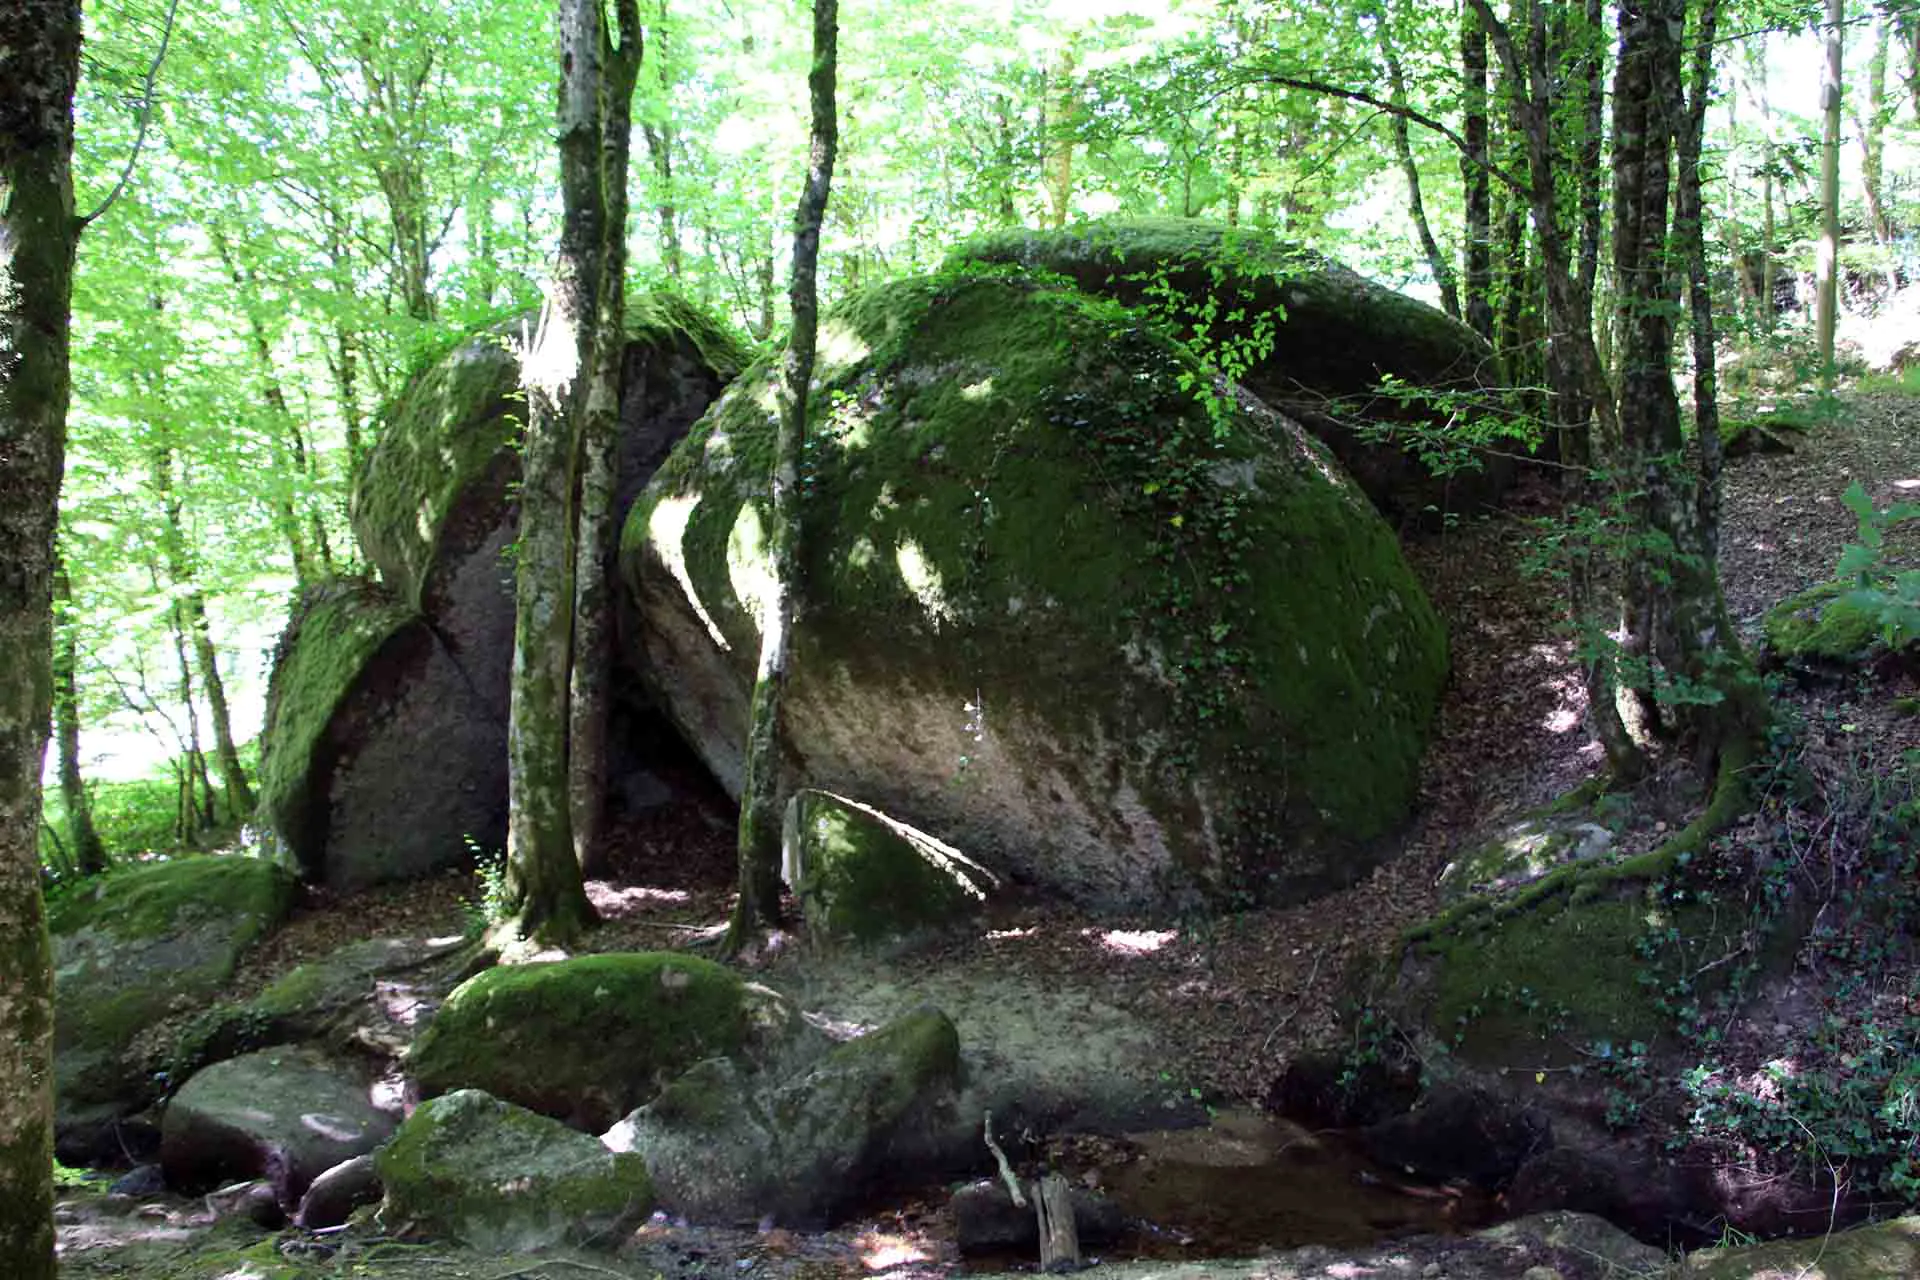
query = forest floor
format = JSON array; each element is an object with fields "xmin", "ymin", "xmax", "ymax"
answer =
[{"xmin": 53, "ymin": 390, "xmax": 1920, "ymax": 1279}]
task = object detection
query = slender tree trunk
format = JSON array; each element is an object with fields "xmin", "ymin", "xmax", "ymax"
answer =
[
  {"xmin": 1677, "ymin": 0, "xmax": 1726, "ymax": 562},
  {"xmin": 163, "ymin": 592, "xmax": 213, "ymax": 831},
  {"xmin": 569, "ymin": 0, "xmax": 644, "ymax": 880},
  {"xmin": 1384, "ymin": 43, "xmax": 1460, "ymax": 322},
  {"xmin": 1817, "ymin": 0, "xmax": 1844, "ymax": 390},
  {"xmin": 1857, "ymin": 10, "xmax": 1895, "ymax": 292},
  {"xmin": 507, "ymin": 0, "xmax": 644, "ymax": 943},
  {"xmin": 1043, "ymin": 51, "xmax": 1074, "ymax": 229},
  {"xmin": 1461, "ymin": 5, "xmax": 1495, "ymax": 342},
  {"xmin": 52, "ymin": 560, "xmax": 106, "ymax": 874},
  {"xmin": 0, "ymin": 2, "xmax": 78, "ymax": 1264},
  {"xmin": 728, "ymin": 0, "xmax": 839, "ymax": 948}
]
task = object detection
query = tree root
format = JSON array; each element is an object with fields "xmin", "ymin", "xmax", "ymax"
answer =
[{"xmin": 1408, "ymin": 744, "xmax": 1756, "ymax": 945}]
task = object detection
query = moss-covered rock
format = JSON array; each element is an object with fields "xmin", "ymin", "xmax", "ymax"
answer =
[
  {"xmin": 408, "ymin": 952, "xmax": 754, "ymax": 1130},
  {"xmin": 259, "ymin": 295, "xmax": 744, "ymax": 889},
  {"xmin": 623, "ymin": 271, "xmax": 1448, "ymax": 912},
  {"xmin": 255, "ymin": 577, "xmax": 502, "ymax": 888},
  {"xmin": 1684, "ymin": 1215, "xmax": 1920, "ymax": 1278},
  {"xmin": 785, "ymin": 789, "xmax": 997, "ymax": 944},
  {"xmin": 377, "ymin": 1089, "xmax": 653, "ymax": 1252},
  {"xmin": 1437, "ymin": 817, "xmax": 1615, "ymax": 902},
  {"xmin": 949, "ymin": 218, "xmax": 1507, "ymax": 521},
  {"xmin": 1764, "ymin": 579, "xmax": 1913, "ymax": 666},
  {"xmin": 51, "ymin": 856, "xmax": 296, "ymax": 1158},
  {"xmin": 160, "ymin": 1046, "xmax": 395, "ymax": 1206},
  {"xmin": 603, "ymin": 1007, "xmax": 962, "ymax": 1226}
]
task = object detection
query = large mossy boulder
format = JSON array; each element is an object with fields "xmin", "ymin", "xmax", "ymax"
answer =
[
  {"xmin": 408, "ymin": 953, "xmax": 764, "ymax": 1131},
  {"xmin": 377, "ymin": 1089, "xmax": 653, "ymax": 1252},
  {"xmin": 350, "ymin": 293, "xmax": 746, "ymax": 706},
  {"xmin": 603, "ymin": 1007, "xmax": 962, "ymax": 1226},
  {"xmin": 50, "ymin": 856, "xmax": 296, "ymax": 1159},
  {"xmin": 623, "ymin": 272, "xmax": 1449, "ymax": 911},
  {"xmin": 159, "ymin": 1047, "xmax": 396, "ymax": 1207},
  {"xmin": 1685, "ymin": 1215, "xmax": 1920, "ymax": 1278},
  {"xmin": 951, "ymin": 218, "xmax": 1506, "ymax": 521},
  {"xmin": 261, "ymin": 294, "xmax": 744, "ymax": 888},
  {"xmin": 256, "ymin": 578, "xmax": 501, "ymax": 888}
]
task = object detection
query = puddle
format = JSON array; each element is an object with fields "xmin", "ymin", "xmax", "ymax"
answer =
[{"xmin": 1052, "ymin": 1108, "xmax": 1500, "ymax": 1261}]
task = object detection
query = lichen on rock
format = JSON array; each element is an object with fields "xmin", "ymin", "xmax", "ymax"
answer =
[{"xmin": 623, "ymin": 269, "xmax": 1449, "ymax": 912}]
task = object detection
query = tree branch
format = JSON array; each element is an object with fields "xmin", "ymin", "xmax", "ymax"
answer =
[
  {"xmin": 79, "ymin": 0, "xmax": 183, "ymax": 228},
  {"xmin": 1238, "ymin": 71, "xmax": 1530, "ymax": 196}
]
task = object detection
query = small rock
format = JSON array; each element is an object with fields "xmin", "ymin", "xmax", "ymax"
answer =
[
  {"xmin": 110, "ymin": 1163, "xmax": 166, "ymax": 1196},
  {"xmin": 296, "ymin": 1154, "xmax": 383, "ymax": 1229},
  {"xmin": 1421, "ymin": 1265, "xmax": 1442, "ymax": 1278}
]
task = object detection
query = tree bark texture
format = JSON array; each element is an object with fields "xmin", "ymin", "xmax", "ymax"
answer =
[
  {"xmin": 730, "ymin": 0, "xmax": 838, "ymax": 945},
  {"xmin": 1611, "ymin": 0, "xmax": 1762, "ymax": 770},
  {"xmin": 506, "ymin": 0, "xmax": 624, "ymax": 943},
  {"xmin": 1044, "ymin": 50, "xmax": 1074, "ymax": 229},
  {"xmin": 1460, "ymin": 6, "xmax": 1494, "ymax": 342},
  {"xmin": 1816, "ymin": 0, "xmax": 1844, "ymax": 388},
  {"xmin": 0, "ymin": 2, "xmax": 81, "ymax": 1274},
  {"xmin": 52, "ymin": 558, "xmax": 106, "ymax": 874},
  {"xmin": 568, "ymin": 0, "xmax": 643, "ymax": 880}
]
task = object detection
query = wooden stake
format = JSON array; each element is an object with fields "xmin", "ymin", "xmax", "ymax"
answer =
[{"xmin": 1034, "ymin": 1173, "xmax": 1080, "ymax": 1271}]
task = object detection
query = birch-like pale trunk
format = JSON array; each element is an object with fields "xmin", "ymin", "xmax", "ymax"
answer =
[
  {"xmin": 1816, "ymin": 0, "xmax": 1844, "ymax": 390},
  {"xmin": 728, "ymin": 0, "xmax": 838, "ymax": 948}
]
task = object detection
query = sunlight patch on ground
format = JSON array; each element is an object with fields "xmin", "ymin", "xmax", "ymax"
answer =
[
  {"xmin": 1897, "ymin": 478, "xmax": 1920, "ymax": 490},
  {"xmin": 986, "ymin": 926, "xmax": 1038, "ymax": 940},
  {"xmin": 374, "ymin": 980, "xmax": 429, "ymax": 1027},
  {"xmin": 856, "ymin": 1230, "xmax": 930, "ymax": 1271},
  {"xmin": 1087, "ymin": 927, "xmax": 1178, "ymax": 956},
  {"xmin": 585, "ymin": 882, "xmax": 693, "ymax": 917}
]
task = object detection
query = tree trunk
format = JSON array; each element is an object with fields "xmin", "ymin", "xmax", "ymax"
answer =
[
  {"xmin": 1817, "ymin": 0, "xmax": 1844, "ymax": 390},
  {"xmin": 52, "ymin": 560, "xmax": 106, "ymax": 875},
  {"xmin": 0, "ymin": 5, "xmax": 79, "ymax": 1261},
  {"xmin": 1857, "ymin": 9, "xmax": 1895, "ymax": 292},
  {"xmin": 569, "ymin": 0, "xmax": 644, "ymax": 880},
  {"xmin": 1043, "ymin": 50, "xmax": 1074, "ymax": 229},
  {"xmin": 1611, "ymin": 0, "xmax": 1763, "ymax": 776},
  {"xmin": 1384, "ymin": 42, "xmax": 1460, "ymax": 322},
  {"xmin": 728, "ymin": 0, "xmax": 839, "ymax": 949},
  {"xmin": 1035, "ymin": 1174, "xmax": 1081, "ymax": 1269},
  {"xmin": 1676, "ymin": 0, "xmax": 1726, "ymax": 562},
  {"xmin": 1460, "ymin": 5, "xmax": 1495, "ymax": 342}
]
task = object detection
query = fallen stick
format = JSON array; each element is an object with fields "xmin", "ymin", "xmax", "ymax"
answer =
[{"xmin": 983, "ymin": 1110, "xmax": 1027, "ymax": 1208}]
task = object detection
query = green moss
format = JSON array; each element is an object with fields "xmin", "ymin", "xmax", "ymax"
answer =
[
  {"xmin": 353, "ymin": 291, "xmax": 748, "ymax": 612},
  {"xmin": 625, "ymin": 271, "xmax": 1448, "ymax": 903},
  {"xmin": 947, "ymin": 217, "xmax": 1488, "ymax": 393},
  {"xmin": 377, "ymin": 1089, "xmax": 653, "ymax": 1252},
  {"xmin": 1688, "ymin": 1215, "xmax": 1920, "ymax": 1279},
  {"xmin": 255, "ymin": 579, "xmax": 419, "ymax": 874},
  {"xmin": 1765, "ymin": 579, "xmax": 1897, "ymax": 662},
  {"xmin": 791, "ymin": 790, "xmax": 991, "ymax": 943},
  {"xmin": 46, "ymin": 855, "xmax": 293, "ymax": 942},
  {"xmin": 409, "ymin": 952, "xmax": 748, "ymax": 1128}
]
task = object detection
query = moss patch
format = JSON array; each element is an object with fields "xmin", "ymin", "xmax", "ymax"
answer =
[
  {"xmin": 47, "ymin": 855, "xmax": 293, "ymax": 943},
  {"xmin": 255, "ymin": 579, "xmax": 419, "ymax": 875},
  {"xmin": 352, "ymin": 291, "xmax": 748, "ymax": 612},
  {"xmin": 789, "ymin": 790, "xmax": 993, "ymax": 943},
  {"xmin": 377, "ymin": 1089, "xmax": 653, "ymax": 1252},
  {"xmin": 1765, "ymin": 579, "xmax": 1908, "ymax": 663},
  {"xmin": 624, "ymin": 270, "xmax": 1448, "ymax": 909},
  {"xmin": 408, "ymin": 952, "xmax": 749, "ymax": 1130}
]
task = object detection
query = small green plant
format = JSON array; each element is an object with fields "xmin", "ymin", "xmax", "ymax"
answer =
[
  {"xmin": 463, "ymin": 835, "xmax": 513, "ymax": 929},
  {"xmin": 1831, "ymin": 480, "xmax": 1920, "ymax": 648}
]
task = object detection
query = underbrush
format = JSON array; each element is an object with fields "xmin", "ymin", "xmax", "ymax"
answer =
[
  {"xmin": 38, "ymin": 741, "xmax": 259, "ymax": 884},
  {"xmin": 1672, "ymin": 702, "xmax": 1920, "ymax": 1201}
]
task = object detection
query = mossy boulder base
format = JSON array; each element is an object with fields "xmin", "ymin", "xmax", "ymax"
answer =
[
  {"xmin": 785, "ymin": 788, "xmax": 997, "ymax": 943},
  {"xmin": 624, "ymin": 273, "xmax": 1448, "ymax": 910},
  {"xmin": 377, "ymin": 1090, "xmax": 652, "ymax": 1252},
  {"xmin": 50, "ymin": 856, "xmax": 296, "ymax": 1157},
  {"xmin": 260, "ymin": 293, "xmax": 743, "ymax": 888},
  {"xmin": 408, "ymin": 953, "xmax": 753, "ymax": 1131}
]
